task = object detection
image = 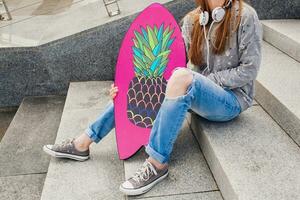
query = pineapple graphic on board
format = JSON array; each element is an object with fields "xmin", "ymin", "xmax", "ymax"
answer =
[{"xmin": 127, "ymin": 24, "xmax": 175, "ymax": 128}]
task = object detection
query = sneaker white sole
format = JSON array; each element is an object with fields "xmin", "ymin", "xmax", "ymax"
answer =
[
  {"xmin": 119, "ymin": 171, "xmax": 169, "ymax": 196},
  {"xmin": 43, "ymin": 145, "xmax": 89, "ymax": 162}
]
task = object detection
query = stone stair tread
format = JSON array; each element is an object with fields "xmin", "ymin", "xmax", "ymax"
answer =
[
  {"xmin": 191, "ymin": 105, "xmax": 300, "ymax": 200},
  {"xmin": 41, "ymin": 81, "xmax": 125, "ymax": 200},
  {"xmin": 262, "ymin": 19, "xmax": 300, "ymax": 62},
  {"xmin": 124, "ymin": 118, "xmax": 219, "ymax": 199},
  {"xmin": 0, "ymin": 96, "xmax": 65, "ymax": 176},
  {"xmin": 135, "ymin": 191, "xmax": 223, "ymax": 200},
  {"xmin": 0, "ymin": 174, "xmax": 46, "ymax": 200},
  {"xmin": 256, "ymin": 41, "xmax": 300, "ymax": 145}
]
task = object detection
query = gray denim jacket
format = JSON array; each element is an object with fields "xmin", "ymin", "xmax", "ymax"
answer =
[{"xmin": 181, "ymin": 2, "xmax": 263, "ymax": 112}]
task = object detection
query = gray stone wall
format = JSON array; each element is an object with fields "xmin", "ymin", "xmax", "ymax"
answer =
[{"xmin": 245, "ymin": 0, "xmax": 300, "ymax": 19}]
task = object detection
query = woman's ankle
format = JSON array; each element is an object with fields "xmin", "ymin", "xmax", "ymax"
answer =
[
  {"xmin": 147, "ymin": 157, "xmax": 168, "ymax": 170},
  {"xmin": 73, "ymin": 133, "xmax": 93, "ymax": 151}
]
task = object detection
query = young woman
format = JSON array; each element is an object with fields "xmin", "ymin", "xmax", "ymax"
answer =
[{"xmin": 43, "ymin": 0, "xmax": 262, "ymax": 196}]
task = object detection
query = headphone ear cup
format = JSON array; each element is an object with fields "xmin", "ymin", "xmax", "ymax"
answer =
[
  {"xmin": 199, "ymin": 11, "xmax": 209, "ymax": 26},
  {"xmin": 212, "ymin": 7, "xmax": 226, "ymax": 22}
]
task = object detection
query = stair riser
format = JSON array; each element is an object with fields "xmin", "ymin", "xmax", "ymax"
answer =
[
  {"xmin": 0, "ymin": 96, "xmax": 65, "ymax": 176},
  {"xmin": 191, "ymin": 116, "xmax": 237, "ymax": 200},
  {"xmin": 190, "ymin": 106, "xmax": 300, "ymax": 200},
  {"xmin": 263, "ymin": 23, "xmax": 300, "ymax": 62},
  {"xmin": 255, "ymin": 81, "xmax": 300, "ymax": 146}
]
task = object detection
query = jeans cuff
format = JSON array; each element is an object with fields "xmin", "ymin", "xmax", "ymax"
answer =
[
  {"xmin": 145, "ymin": 144, "xmax": 169, "ymax": 164},
  {"xmin": 85, "ymin": 128, "xmax": 101, "ymax": 143}
]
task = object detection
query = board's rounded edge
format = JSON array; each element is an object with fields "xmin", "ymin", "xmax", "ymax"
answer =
[{"xmin": 114, "ymin": 1, "xmax": 188, "ymax": 160}]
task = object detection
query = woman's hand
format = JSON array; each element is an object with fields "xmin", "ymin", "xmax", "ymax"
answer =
[{"xmin": 109, "ymin": 83, "xmax": 118, "ymax": 100}]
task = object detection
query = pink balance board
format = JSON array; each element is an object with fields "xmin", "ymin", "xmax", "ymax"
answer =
[{"xmin": 114, "ymin": 3, "xmax": 187, "ymax": 159}]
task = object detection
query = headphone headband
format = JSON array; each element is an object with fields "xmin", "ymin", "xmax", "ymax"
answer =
[{"xmin": 223, "ymin": 0, "xmax": 233, "ymax": 9}]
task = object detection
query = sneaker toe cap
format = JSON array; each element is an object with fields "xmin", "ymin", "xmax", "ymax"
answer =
[
  {"xmin": 121, "ymin": 180, "xmax": 134, "ymax": 189},
  {"xmin": 44, "ymin": 145, "xmax": 53, "ymax": 150}
]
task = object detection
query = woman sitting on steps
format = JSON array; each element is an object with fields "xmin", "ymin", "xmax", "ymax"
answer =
[{"xmin": 43, "ymin": 0, "xmax": 262, "ymax": 196}]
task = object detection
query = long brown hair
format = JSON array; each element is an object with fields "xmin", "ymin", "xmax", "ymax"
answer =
[{"xmin": 189, "ymin": 0, "xmax": 243, "ymax": 67}]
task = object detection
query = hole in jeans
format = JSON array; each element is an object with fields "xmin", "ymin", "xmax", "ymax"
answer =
[{"xmin": 165, "ymin": 73, "xmax": 195, "ymax": 101}]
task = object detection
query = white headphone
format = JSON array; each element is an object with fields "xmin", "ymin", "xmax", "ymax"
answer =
[{"xmin": 199, "ymin": 0, "xmax": 232, "ymax": 73}]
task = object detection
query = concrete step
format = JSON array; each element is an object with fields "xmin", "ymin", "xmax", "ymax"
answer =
[
  {"xmin": 0, "ymin": 107, "xmax": 17, "ymax": 141},
  {"xmin": 40, "ymin": 81, "xmax": 126, "ymax": 200},
  {"xmin": 255, "ymin": 41, "xmax": 300, "ymax": 146},
  {"xmin": 0, "ymin": 174, "xmax": 46, "ymax": 200},
  {"xmin": 262, "ymin": 20, "xmax": 300, "ymax": 62},
  {"xmin": 190, "ymin": 104, "xmax": 300, "ymax": 200},
  {"xmin": 41, "ymin": 81, "xmax": 222, "ymax": 200},
  {"xmin": 0, "ymin": 96, "xmax": 65, "ymax": 200},
  {"xmin": 124, "ymin": 118, "xmax": 222, "ymax": 200}
]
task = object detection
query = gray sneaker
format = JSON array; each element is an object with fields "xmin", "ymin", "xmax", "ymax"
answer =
[
  {"xmin": 43, "ymin": 139, "xmax": 89, "ymax": 161},
  {"xmin": 119, "ymin": 160, "xmax": 169, "ymax": 196}
]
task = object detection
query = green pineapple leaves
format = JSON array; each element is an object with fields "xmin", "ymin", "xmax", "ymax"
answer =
[{"xmin": 132, "ymin": 24, "xmax": 175, "ymax": 78}]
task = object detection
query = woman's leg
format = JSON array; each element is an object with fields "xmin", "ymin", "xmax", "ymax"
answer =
[
  {"xmin": 146, "ymin": 69, "xmax": 241, "ymax": 165},
  {"xmin": 145, "ymin": 68, "xmax": 196, "ymax": 165},
  {"xmin": 120, "ymin": 68, "xmax": 241, "ymax": 195},
  {"xmin": 43, "ymin": 100, "xmax": 115, "ymax": 161},
  {"xmin": 188, "ymin": 72, "xmax": 241, "ymax": 122},
  {"xmin": 73, "ymin": 101, "xmax": 115, "ymax": 151},
  {"xmin": 120, "ymin": 68, "xmax": 194, "ymax": 195}
]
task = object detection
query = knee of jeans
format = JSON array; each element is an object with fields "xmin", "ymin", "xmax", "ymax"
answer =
[
  {"xmin": 165, "ymin": 75, "xmax": 195, "ymax": 102},
  {"xmin": 168, "ymin": 68, "xmax": 193, "ymax": 90}
]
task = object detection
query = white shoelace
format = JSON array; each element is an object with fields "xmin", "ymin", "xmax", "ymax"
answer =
[
  {"xmin": 53, "ymin": 138, "xmax": 74, "ymax": 150},
  {"xmin": 132, "ymin": 161, "xmax": 158, "ymax": 183}
]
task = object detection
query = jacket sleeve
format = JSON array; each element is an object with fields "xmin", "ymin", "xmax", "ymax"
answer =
[{"xmin": 207, "ymin": 10, "xmax": 263, "ymax": 89}]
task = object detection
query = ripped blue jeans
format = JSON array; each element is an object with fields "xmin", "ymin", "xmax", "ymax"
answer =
[{"xmin": 86, "ymin": 68, "xmax": 241, "ymax": 164}]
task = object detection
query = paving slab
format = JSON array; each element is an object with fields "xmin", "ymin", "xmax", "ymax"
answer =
[
  {"xmin": 0, "ymin": 174, "xmax": 46, "ymax": 200},
  {"xmin": 256, "ymin": 41, "xmax": 300, "ymax": 146},
  {"xmin": 124, "ymin": 119, "xmax": 218, "ymax": 199},
  {"xmin": 191, "ymin": 106, "xmax": 300, "ymax": 200},
  {"xmin": 0, "ymin": 96, "xmax": 65, "ymax": 176},
  {"xmin": 63, "ymin": 81, "xmax": 112, "ymax": 110},
  {"xmin": 3, "ymin": 0, "xmax": 42, "ymax": 12},
  {"xmin": 0, "ymin": 0, "xmax": 171, "ymax": 47},
  {"xmin": 41, "ymin": 81, "xmax": 125, "ymax": 200},
  {"xmin": 0, "ymin": 0, "xmax": 84, "ymax": 28},
  {"xmin": 134, "ymin": 191, "xmax": 223, "ymax": 200},
  {"xmin": 262, "ymin": 20, "xmax": 300, "ymax": 62}
]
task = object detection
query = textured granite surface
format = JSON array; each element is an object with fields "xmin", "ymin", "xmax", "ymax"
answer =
[
  {"xmin": 255, "ymin": 42, "xmax": 300, "ymax": 146},
  {"xmin": 0, "ymin": 174, "xmax": 46, "ymax": 200},
  {"xmin": 0, "ymin": 0, "xmax": 196, "ymax": 107},
  {"xmin": 0, "ymin": 96, "xmax": 65, "ymax": 176},
  {"xmin": 245, "ymin": 0, "xmax": 300, "ymax": 19},
  {"xmin": 191, "ymin": 106, "xmax": 300, "ymax": 200}
]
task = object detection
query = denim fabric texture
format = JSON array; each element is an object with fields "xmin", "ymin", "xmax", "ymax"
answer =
[
  {"xmin": 86, "ymin": 68, "xmax": 241, "ymax": 164},
  {"xmin": 86, "ymin": 101, "xmax": 115, "ymax": 143}
]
